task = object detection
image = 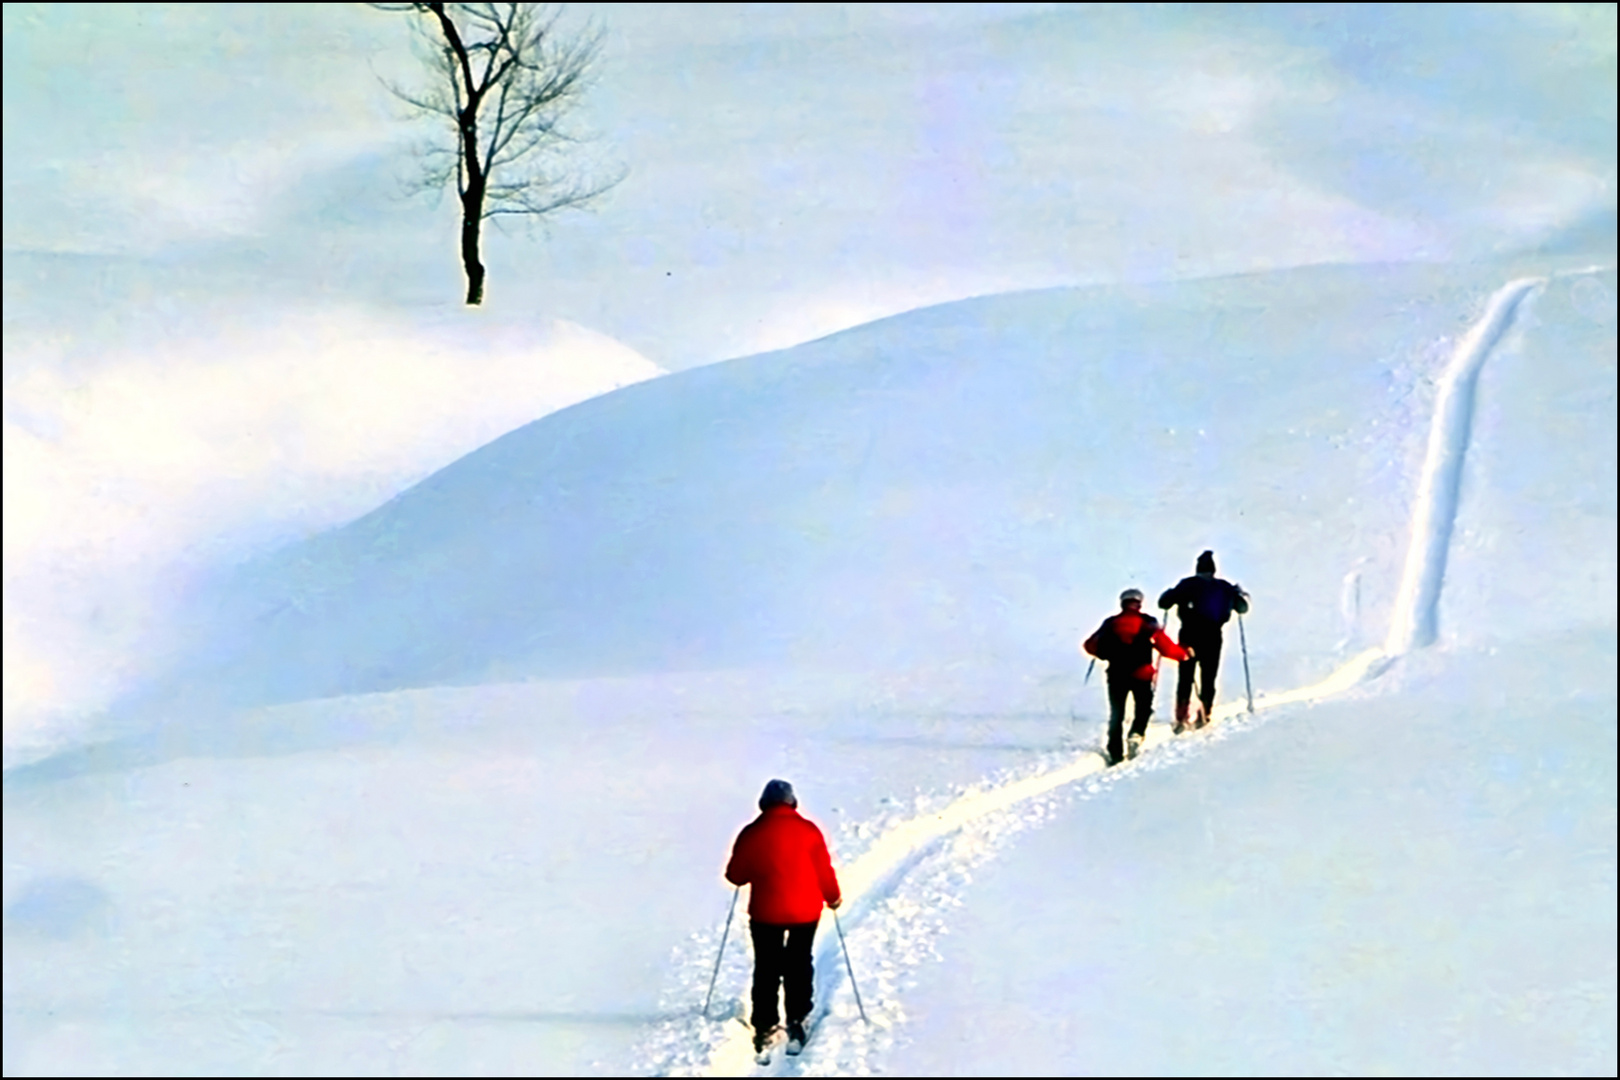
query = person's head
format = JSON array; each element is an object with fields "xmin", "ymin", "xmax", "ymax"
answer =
[
  {"xmin": 1119, "ymin": 587, "xmax": 1144, "ymax": 611},
  {"xmin": 1196, "ymin": 550, "xmax": 1216, "ymax": 575},
  {"xmin": 759, "ymin": 778, "xmax": 798, "ymax": 811}
]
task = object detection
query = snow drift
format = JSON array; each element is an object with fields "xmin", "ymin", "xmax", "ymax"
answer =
[
  {"xmin": 3, "ymin": 304, "xmax": 661, "ymax": 758},
  {"xmin": 112, "ymin": 258, "xmax": 1601, "ymax": 729},
  {"xmin": 4, "ymin": 258, "xmax": 1612, "ymax": 1077}
]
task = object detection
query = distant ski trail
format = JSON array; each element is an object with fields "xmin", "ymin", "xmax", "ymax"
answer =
[
  {"xmin": 644, "ymin": 272, "xmax": 1563, "ymax": 1077},
  {"xmin": 1383, "ymin": 277, "xmax": 1542, "ymax": 653}
]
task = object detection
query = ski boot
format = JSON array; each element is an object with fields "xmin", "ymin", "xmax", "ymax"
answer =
[
  {"xmin": 786, "ymin": 1019, "xmax": 808, "ymax": 1055},
  {"xmin": 1126, "ymin": 732, "xmax": 1144, "ymax": 760},
  {"xmin": 753, "ymin": 1024, "xmax": 778, "ymax": 1064}
]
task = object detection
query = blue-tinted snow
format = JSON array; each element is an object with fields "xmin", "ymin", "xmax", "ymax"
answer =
[
  {"xmin": 895, "ymin": 631, "xmax": 1617, "ymax": 1077},
  {"xmin": 110, "ymin": 260, "xmax": 1578, "ymax": 729},
  {"xmin": 3, "ymin": 259, "xmax": 1615, "ymax": 1076}
]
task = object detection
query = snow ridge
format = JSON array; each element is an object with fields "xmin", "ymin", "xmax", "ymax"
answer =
[{"xmin": 644, "ymin": 271, "xmax": 1567, "ymax": 1076}]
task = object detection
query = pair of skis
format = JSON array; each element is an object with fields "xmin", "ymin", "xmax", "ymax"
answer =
[
  {"xmin": 1172, "ymin": 700, "xmax": 1210, "ymax": 736},
  {"xmin": 1095, "ymin": 700, "xmax": 1212, "ymax": 767},
  {"xmin": 708, "ymin": 897, "xmax": 866, "ymax": 1068},
  {"xmin": 754, "ymin": 1024, "xmax": 809, "ymax": 1065}
]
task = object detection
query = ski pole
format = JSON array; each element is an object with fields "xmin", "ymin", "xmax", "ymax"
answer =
[
  {"xmin": 833, "ymin": 909, "xmax": 869, "ymax": 1024},
  {"xmin": 1151, "ymin": 607, "xmax": 1168, "ymax": 689},
  {"xmin": 1084, "ymin": 658, "xmax": 1095, "ymax": 685},
  {"xmin": 702, "ymin": 886, "xmax": 740, "ymax": 1018},
  {"xmin": 1238, "ymin": 612, "xmax": 1255, "ymax": 713}
]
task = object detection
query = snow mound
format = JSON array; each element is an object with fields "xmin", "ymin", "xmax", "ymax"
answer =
[
  {"xmin": 3, "ymin": 264, "xmax": 1612, "ymax": 1076},
  {"xmin": 122, "ymin": 259, "xmax": 1595, "ymax": 727},
  {"xmin": 3, "ymin": 306, "xmax": 660, "ymax": 758}
]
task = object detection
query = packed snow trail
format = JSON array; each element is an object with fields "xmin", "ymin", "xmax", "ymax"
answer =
[
  {"xmin": 644, "ymin": 270, "xmax": 1591, "ymax": 1076},
  {"xmin": 661, "ymin": 650, "xmax": 1388, "ymax": 1076},
  {"xmin": 1383, "ymin": 277, "xmax": 1542, "ymax": 653}
]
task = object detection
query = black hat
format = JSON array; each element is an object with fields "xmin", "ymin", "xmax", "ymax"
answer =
[
  {"xmin": 1196, "ymin": 550, "xmax": 1216, "ymax": 574},
  {"xmin": 759, "ymin": 779, "xmax": 798, "ymax": 810}
]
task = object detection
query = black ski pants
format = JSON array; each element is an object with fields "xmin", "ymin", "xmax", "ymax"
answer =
[
  {"xmin": 749, "ymin": 919, "xmax": 818, "ymax": 1032},
  {"xmin": 1176, "ymin": 629, "xmax": 1224, "ymax": 717},
  {"xmin": 1106, "ymin": 675, "xmax": 1154, "ymax": 762}
]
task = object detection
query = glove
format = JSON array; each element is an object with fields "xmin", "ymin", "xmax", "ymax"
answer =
[{"xmin": 829, "ymin": 898, "xmax": 842, "ymax": 911}]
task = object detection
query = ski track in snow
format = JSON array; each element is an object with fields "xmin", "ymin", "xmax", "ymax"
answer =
[
  {"xmin": 640, "ymin": 651, "xmax": 1387, "ymax": 1077},
  {"xmin": 635, "ymin": 269, "xmax": 1607, "ymax": 1076},
  {"xmin": 1383, "ymin": 277, "xmax": 1542, "ymax": 654}
]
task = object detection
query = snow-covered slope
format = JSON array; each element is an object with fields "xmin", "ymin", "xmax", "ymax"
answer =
[
  {"xmin": 640, "ymin": 266, "xmax": 1616, "ymax": 1077},
  {"xmin": 4, "ymin": 259, "xmax": 1614, "ymax": 1076},
  {"xmin": 887, "ymin": 268, "xmax": 1617, "ymax": 1077},
  {"xmin": 889, "ymin": 630, "xmax": 1615, "ymax": 1077},
  {"xmin": 110, "ymin": 258, "xmax": 1596, "ymax": 730},
  {"xmin": 3, "ymin": 305, "xmax": 661, "ymax": 760}
]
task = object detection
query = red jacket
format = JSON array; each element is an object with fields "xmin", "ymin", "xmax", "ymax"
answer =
[
  {"xmin": 725, "ymin": 805, "xmax": 842, "ymax": 924},
  {"xmin": 1083, "ymin": 610, "xmax": 1190, "ymax": 682}
]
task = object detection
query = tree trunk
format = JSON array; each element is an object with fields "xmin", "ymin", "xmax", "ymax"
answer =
[{"xmin": 461, "ymin": 191, "xmax": 486, "ymax": 306}]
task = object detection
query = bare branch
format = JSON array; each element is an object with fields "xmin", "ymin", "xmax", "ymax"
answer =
[{"xmin": 371, "ymin": 2, "xmax": 621, "ymax": 304}]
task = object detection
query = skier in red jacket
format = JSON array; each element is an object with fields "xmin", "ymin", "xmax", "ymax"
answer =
[
  {"xmin": 725, "ymin": 779, "xmax": 842, "ymax": 1057},
  {"xmin": 1083, "ymin": 588, "xmax": 1192, "ymax": 765}
]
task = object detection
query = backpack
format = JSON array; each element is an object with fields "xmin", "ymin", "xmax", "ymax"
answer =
[{"xmin": 1179, "ymin": 577, "xmax": 1236, "ymax": 628}]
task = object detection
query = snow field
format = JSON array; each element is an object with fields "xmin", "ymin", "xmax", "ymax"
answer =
[
  {"xmin": 648, "ymin": 264, "xmax": 1606, "ymax": 1075},
  {"xmin": 121, "ymin": 259, "xmax": 1552, "ymax": 722},
  {"xmin": 650, "ymin": 646, "xmax": 1391, "ymax": 1076},
  {"xmin": 894, "ymin": 630, "xmax": 1617, "ymax": 1076},
  {"xmin": 5, "ymin": 259, "xmax": 1614, "ymax": 1075},
  {"xmin": 3, "ymin": 678, "xmax": 1119, "ymax": 1076},
  {"xmin": 3, "ymin": 308, "xmax": 662, "ymax": 755}
]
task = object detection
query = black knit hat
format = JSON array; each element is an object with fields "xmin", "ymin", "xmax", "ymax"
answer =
[
  {"xmin": 759, "ymin": 779, "xmax": 798, "ymax": 810},
  {"xmin": 1196, "ymin": 550, "xmax": 1216, "ymax": 574}
]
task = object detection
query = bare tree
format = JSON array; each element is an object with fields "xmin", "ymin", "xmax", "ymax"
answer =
[{"xmin": 373, "ymin": 3, "xmax": 619, "ymax": 304}]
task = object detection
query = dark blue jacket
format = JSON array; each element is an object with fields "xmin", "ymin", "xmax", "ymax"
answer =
[{"xmin": 1158, "ymin": 574, "xmax": 1249, "ymax": 636}]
